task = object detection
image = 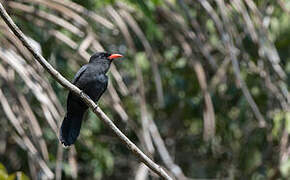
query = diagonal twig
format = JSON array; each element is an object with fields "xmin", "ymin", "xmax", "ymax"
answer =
[{"xmin": 0, "ymin": 3, "xmax": 172, "ymax": 179}]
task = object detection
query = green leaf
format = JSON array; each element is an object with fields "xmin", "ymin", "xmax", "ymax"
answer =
[
  {"xmin": 280, "ymin": 160, "xmax": 290, "ymax": 177},
  {"xmin": 0, "ymin": 163, "xmax": 8, "ymax": 180}
]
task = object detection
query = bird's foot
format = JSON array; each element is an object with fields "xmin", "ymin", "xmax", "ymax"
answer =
[{"xmin": 93, "ymin": 105, "xmax": 98, "ymax": 113}]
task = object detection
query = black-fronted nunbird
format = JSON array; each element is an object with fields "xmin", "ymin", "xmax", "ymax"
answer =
[{"xmin": 59, "ymin": 52, "xmax": 123, "ymax": 146}]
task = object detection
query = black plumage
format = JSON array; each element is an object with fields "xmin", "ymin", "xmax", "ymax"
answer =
[{"xmin": 60, "ymin": 52, "xmax": 123, "ymax": 146}]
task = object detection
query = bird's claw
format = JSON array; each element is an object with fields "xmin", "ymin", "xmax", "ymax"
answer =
[
  {"xmin": 93, "ymin": 105, "xmax": 98, "ymax": 112},
  {"xmin": 80, "ymin": 91, "xmax": 84, "ymax": 97}
]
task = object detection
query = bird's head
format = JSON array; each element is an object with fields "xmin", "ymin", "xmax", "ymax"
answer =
[
  {"xmin": 89, "ymin": 52, "xmax": 123, "ymax": 73},
  {"xmin": 89, "ymin": 52, "xmax": 123, "ymax": 63}
]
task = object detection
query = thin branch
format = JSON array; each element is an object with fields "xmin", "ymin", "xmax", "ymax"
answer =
[
  {"xmin": 119, "ymin": 9, "xmax": 165, "ymax": 106},
  {"xmin": 0, "ymin": 65, "xmax": 50, "ymax": 161},
  {"xmin": 55, "ymin": 143, "xmax": 64, "ymax": 180},
  {"xmin": 107, "ymin": 82, "xmax": 129, "ymax": 122},
  {"xmin": 0, "ymin": 3, "xmax": 172, "ymax": 179},
  {"xmin": 214, "ymin": 0, "xmax": 266, "ymax": 127},
  {"xmin": 8, "ymin": 1, "xmax": 84, "ymax": 37},
  {"xmin": 0, "ymin": 89, "xmax": 54, "ymax": 179},
  {"xmin": 110, "ymin": 64, "xmax": 129, "ymax": 96},
  {"xmin": 135, "ymin": 57, "xmax": 155, "ymax": 156},
  {"xmin": 209, "ymin": 57, "xmax": 231, "ymax": 92},
  {"xmin": 0, "ymin": 48, "xmax": 59, "ymax": 133},
  {"xmin": 135, "ymin": 163, "xmax": 149, "ymax": 180},
  {"xmin": 118, "ymin": 9, "xmax": 188, "ymax": 177},
  {"xmin": 174, "ymin": 32, "xmax": 216, "ymax": 141},
  {"xmin": 244, "ymin": 0, "xmax": 286, "ymax": 80},
  {"xmin": 50, "ymin": 0, "xmax": 115, "ymax": 29},
  {"xmin": 107, "ymin": 9, "xmax": 187, "ymax": 178},
  {"xmin": 24, "ymin": 0, "xmax": 88, "ymax": 27},
  {"xmin": 68, "ymin": 147, "xmax": 78, "ymax": 179},
  {"xmin": 177, "ymin": 0, "xmax": 218, "ymax": 69},
  {"xmin": 28, "ymin": 155, "xmax": 38, "ymax": 180},
  {"xmin": 157, "ymin": 7, "xmax": 216, "ymax": 141}
]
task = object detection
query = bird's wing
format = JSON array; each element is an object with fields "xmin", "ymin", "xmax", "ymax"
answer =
[
  {"xmin": 96, "ymin": 77, "xmax": 108, "ymax": 102},
  {"xmin": 91, "ymin": 74, "xmax": 108, "ymax": 102},
  {"xmin": 72, "ymin": 64, "xmax": 87, "ymax": 84}
]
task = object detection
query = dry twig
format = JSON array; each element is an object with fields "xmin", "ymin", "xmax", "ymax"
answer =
[{"xmin": 0, "ymin": 3, "xmax": 172, "ymax": 179}]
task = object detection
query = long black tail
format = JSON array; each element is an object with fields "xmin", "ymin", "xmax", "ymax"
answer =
[{"xmin": 59, "ymin": 111, "xmax": 85, "ymax": 146}]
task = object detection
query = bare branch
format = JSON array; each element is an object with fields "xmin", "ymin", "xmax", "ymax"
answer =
[
  {"xmin": 0, "ymin": 89, "xmax": 54, "ymax": 179},
  {"xmin": 50, "ymin": 0, "xmax": 115, "ymax": 29},
  {"xmin": 214, "ymin": 0, "xmax": 266, "ymax": 127},
  {"xmin": 55, "ymin": 144, "xmax": 64, "ymax": 180},
  {"xmin": 0, "ymin": 3, "xmax": 172, "ymax": 179},
  {"xmin": 8, "ymin": 1, "xmax": 84, "ymax": 37},
  {"xmin": 119, "ymin": 10, "xmax": 165, "ymax": 106},
  {"xmin": 68, "ymin": 147, "xmax": 78, "ymax": 179}
]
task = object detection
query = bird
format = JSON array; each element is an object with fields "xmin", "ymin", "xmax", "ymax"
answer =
[{"xmin": 59, "ymin": 52, "xmax": 123, "ymax": 146}]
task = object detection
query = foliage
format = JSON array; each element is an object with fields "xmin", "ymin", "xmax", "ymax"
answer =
[
  {"xmin": 0, "ymin": 0, "xmax": 289, "ymax": 179},
  {"xmin": 0, "ymin": 163, "xmax": 29, "ymax": 180}
]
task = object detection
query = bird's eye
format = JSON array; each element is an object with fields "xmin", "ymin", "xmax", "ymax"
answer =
[{"xmin": 102, "ymin": 53, "xmax": 108, "ymax": 58}]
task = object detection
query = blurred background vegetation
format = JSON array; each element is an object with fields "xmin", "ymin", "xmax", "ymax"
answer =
[{"xmin": 0, "ymin": 0, "xmax": 289, "ymax": 179}]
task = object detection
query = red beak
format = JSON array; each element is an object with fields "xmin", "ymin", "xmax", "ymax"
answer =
[{"xmin": 108, "ymin": 54, "xmax": 123, "ymax": 60}]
